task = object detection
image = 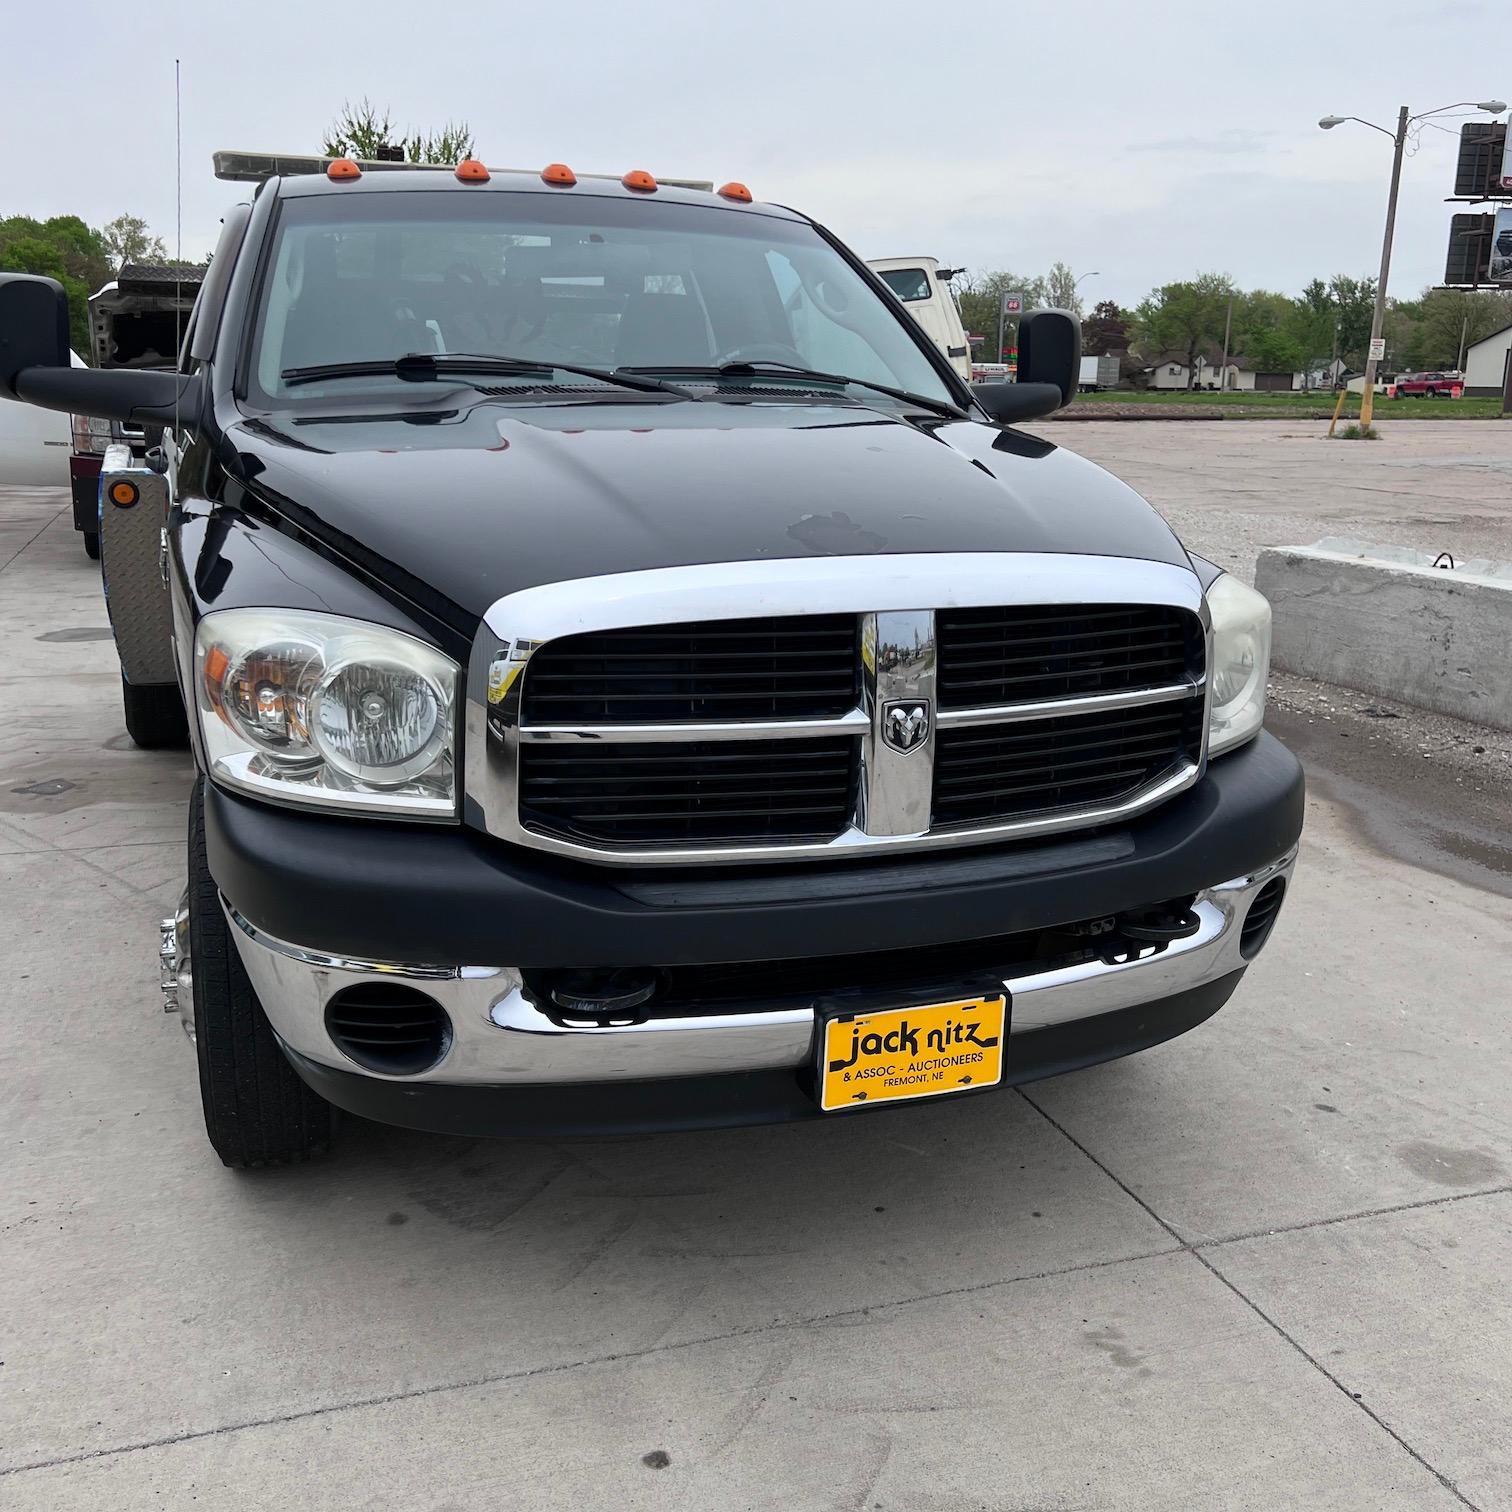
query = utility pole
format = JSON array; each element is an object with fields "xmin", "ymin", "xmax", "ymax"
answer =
[
  {"xmin": 1219, "ymin": 296, "xmax": 1234, "ymax": 392},
  {"xmin": 1456, "ymin": 313, "xmax": 1469, "ymax": 372},
  {"xmin": 1357, "ymin": 104, "xmax": 1410, "ymax": 429}
]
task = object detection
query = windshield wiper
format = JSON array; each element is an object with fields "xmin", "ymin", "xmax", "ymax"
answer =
[
  {"xmin": 623, "ymin": 360, "xmax": 966, "ymax": 418},
  {"xmin": 280, "ymin": 352, "xmax": 695, "ymax": 398}
]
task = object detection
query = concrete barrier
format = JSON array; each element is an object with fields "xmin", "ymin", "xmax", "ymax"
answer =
[{"xmin": 1254, "ymin": 539, "xmax": 1512, "ymax": 731}]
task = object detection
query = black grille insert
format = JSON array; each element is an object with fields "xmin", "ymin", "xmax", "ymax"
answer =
[
  {"xmin": 936, "ymin": 603, "xmax": 1198, "ymax": 709},
  {"xmin": 933, "ymin": 700, "xmax": 1201, "ymax": 828},
  {"xmin": 520, "ymin": 736, "xmax": 859, "ymax": 846},
  {"xmin": 521, "ymin": 615, "xmax": 859, "ymax": 725},
  {"xmin": 1240, "ymin": 878, "xmax": 1286, "ymax": 958},
  {"xmin": 325, "ymin": 984, "xmax": 451, "ymax": 1076}
]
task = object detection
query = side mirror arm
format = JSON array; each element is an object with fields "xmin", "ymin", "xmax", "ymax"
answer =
[
  {"xmin": 969, "ymin": 382, "xmax": 1065, "ymax": 424},
  {"xmin": 13, "ymin": 367, "xmax": 205, "ymax": 430}
]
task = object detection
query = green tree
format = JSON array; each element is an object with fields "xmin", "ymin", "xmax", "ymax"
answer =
[
  {"xmin": 0, "ymin": 213, "xmax": 111, "ymax": 353},
  {"xmin": 1132, "ymin": 273, "xmax": 1235, "ymax": 384},
  {"xmin": 952, "ymin": 269, "xmax": 1048, "ymax": 358},
  {"xmin": 1235, "ymin": 290, "xmax": 1303, "ymax": 376},
  {"xmin": 1287, "ymin": 279, "xmax": 1336, "ymax": 384},
  {"xmin": 323, "ymin": 99, "xmax": 476, "ymax": 165},
  {"xmin": 1328, "ymin": 275, "xmax": 1377, "ymax": 367},
  {"xmin": 1396, "ymin": 288, "xmax": 1512, "ymax": 369},
  {"xmin": 1045, "ymin": 261, "xmax": 1084, "ymax": 317},
  {"xmin": 101, "ymin": 213, "xmax": 168, "ymax": 271}
]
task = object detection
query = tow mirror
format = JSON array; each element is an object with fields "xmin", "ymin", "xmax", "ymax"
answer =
[
  {"xmin": 1018, "ymin": 308, "xmax": 1081, "ymax": 407},
  {"xmin": 0, "ymin": 272, "xmax": 202, "ymax": 428},
  {"xmin": 970, "ymin": 308, "xmax": 1082, "ymax": 425},
  {"xmin": 0, "ymin": 273, "xmax": 70, "ymax": 395}
]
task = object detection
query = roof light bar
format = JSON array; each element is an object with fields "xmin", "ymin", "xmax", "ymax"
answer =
[{"xmin": 213, "ymin": 149, "xmax": 712, "ymax": 191}]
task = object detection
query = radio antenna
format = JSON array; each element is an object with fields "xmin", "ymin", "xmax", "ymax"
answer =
[{"xmin": 174, "ymin": 57, "xmax": 182, "ymax": 436}]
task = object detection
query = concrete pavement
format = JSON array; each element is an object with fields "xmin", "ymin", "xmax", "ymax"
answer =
[{"xmin": 2, "ymin": 463, "xmax": 1510, "ymax": 1510}]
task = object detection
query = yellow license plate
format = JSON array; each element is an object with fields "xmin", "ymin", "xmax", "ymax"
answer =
[{"xmin": 818, "ymin": 995, "xmax": 1007, "ymax": 1111}]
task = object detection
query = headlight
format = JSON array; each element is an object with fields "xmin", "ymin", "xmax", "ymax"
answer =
[
  {"xmin": 194, "ymin": 610, "xmax": 459, "ymax": 819},
  {"xmin": 1205, "ymin": 574, "xmax": 1271, "ymax": 757}
]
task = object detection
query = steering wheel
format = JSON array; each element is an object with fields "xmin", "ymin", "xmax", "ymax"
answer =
[{"xmin": 712, "ymin": 341, "xmax": 807, "ymax": 368}]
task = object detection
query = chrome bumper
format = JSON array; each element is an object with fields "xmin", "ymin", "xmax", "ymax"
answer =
[{"xmin": 226, "ymin": 847, "xmax": 1296, "ymax": 1087}]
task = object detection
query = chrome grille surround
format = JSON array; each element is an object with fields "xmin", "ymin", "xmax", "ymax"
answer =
[{"xmin": 465, "ymin": 553, "xmax": 1211, "ymax": 865}]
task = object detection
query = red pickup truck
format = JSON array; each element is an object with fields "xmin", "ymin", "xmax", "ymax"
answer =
[{"xmin": 1388, "ymin": 371, "xmax": 1463, "ymax": 399}]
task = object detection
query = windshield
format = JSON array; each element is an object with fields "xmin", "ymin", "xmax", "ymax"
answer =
[{"xmin": 246, "ymin": 190, "xmax": 954, "ymax": 408}]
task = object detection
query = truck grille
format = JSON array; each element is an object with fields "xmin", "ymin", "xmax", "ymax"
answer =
[
  {"xmin": 932, "ymin": 702, "xmax": 1203, "ymax": 828},
  {"xmin": 482, "ymin": 568, "xmax": 1209, "ymax": 862},
  {"xmin": 519, "ymin": 736, "xmax": 858, "ymax": 845},
  {"xmin": 936, "ymin": 604, "xmax": 1195, "ymax": 708},
  {"xmin": 521, "ymin": 615, "xmax": 858, "ymax": 724}
]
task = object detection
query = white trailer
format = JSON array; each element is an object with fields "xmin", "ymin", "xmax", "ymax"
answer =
[{"xmin": 1078, "ymin": 353, "xmax": 1120, "ymax": 392}]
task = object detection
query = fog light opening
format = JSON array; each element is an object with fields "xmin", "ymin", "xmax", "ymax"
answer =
[
  {"xmin": 325, "ymin": 983, "xmax": 451, "ymax": 1075},
  {"xmin": 1240, "ymin": 878, "xmax": 1287, "ymax": 960}
]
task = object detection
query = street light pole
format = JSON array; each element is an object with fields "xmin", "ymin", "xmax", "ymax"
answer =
[
  {"xmin": 1358, "ymin": 104, "xmax": 1409, "ymax": 429},
  {"xmin": 1319, "ymin": 97, "xmax": 1506, "ymax": 429}
]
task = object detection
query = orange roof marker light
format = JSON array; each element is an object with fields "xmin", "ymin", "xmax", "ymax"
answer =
[
  {"xmin": 622, "ymin": 169, "xmax": 658, "ymax": 193},
  {"xmin": 455, "ymin": 158, "xmax": 490, "ymax": 183},
  {"xmin": 541, "ymin": 162, "xmax": 577, "ymax": 187},
  {"xmin": 718, "ymin": 182, "xmax": 753, "ymax": 203},
  {"xmin": 326, "ymin": 157, "xmax": 361, "ymax": 181}
]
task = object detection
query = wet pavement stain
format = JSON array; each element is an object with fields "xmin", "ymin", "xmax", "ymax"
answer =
[
  {"xmin": 35, "ymin": 627, "xmax": 113, "ymax": 642},
  {"xmin": 1085, "ymin": 1324, "xmax": 1148, "ymax": 1370},
  {"xmin": 10, "ymin": 778, "xmax": 77, "ymax": 797},
  {"xmin": 1396, "ymin": 1141, "xmax": 1506, "ymax": 1188}
]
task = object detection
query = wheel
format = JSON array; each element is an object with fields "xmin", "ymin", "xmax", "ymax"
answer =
[
  {"xmin": 121, "ymin": 676, "xmax": 189, "ymax": 749},
  {"xmin": 184, "ymin": 782, "xmax": 334, "ymax": 1168},
  {"xmin": 82, "ymin": 531, "xmax": 100, "ymax": 561}
]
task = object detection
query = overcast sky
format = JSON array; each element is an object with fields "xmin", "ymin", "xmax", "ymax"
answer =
[{"xmin": 3, "ymin": 0, "xmax": 1502, "ymax": 308}]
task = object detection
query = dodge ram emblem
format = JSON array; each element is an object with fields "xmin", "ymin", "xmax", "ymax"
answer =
[{"xmin": 882, "ymin": 700, "xmax": 931, "ymax": 752}]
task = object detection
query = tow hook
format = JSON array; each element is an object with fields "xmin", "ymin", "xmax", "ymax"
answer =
[{"xmin": 1118, "ymin": 905, "xmax": 1202, "ymax": 944}]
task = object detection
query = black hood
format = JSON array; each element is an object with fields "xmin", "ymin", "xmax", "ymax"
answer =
[{"xmin": 224, "ymin": 397, "xmax": 1191, "ymax": 622}]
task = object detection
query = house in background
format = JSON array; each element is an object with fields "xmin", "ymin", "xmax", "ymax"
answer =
[
  {"xmin": 1137, "ymin": 350, "xmax": 1294, "ymax": 391},
  {"xmin": 1297, "ymin": 357, "xmax": 1351, "ymax": 390},
  {"xmin": 1463, "ymin": 321, "xmax": 1512, "ymax": 397}
]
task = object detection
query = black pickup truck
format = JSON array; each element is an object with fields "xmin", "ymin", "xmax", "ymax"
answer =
[{"xmin": 0, "ymin": 154, "xmax": 1301, "ymax": 1167}]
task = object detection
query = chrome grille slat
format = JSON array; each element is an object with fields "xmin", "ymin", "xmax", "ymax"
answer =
[
  {"xmin": 932, "ymin": 702, "xmax": 1202, "ymax": 828},
  {"xmin": 936, "ymin": 603, "xmax": 1195, "ymax": 710},
  {"xmin": 518, "ymin": 736, "xmax": 856, "ymax": 845},
  {"xmin": 520, "ymin": 613, "xmax": 859, "ymax": 725}
]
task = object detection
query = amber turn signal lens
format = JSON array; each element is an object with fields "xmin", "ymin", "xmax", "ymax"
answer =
[
  {"xmin": 108, "ymin": 480, "xmax": 139, "ymax": 507},
  {"xmin": 541, "ymin": 163, "xmax": 577, "ymax": 186},
  {"xmin": 622, "ymin": 169, "xmax": 657, "ymax": 192},
  {"xmin": 326, "ymin": 158, "xmax": 361, "ymax": 181},
  {"xmin": 455, "ymin": 158, "xmax": 490, "ymax": 183},
  {"xmin": 717, "ymin": 182, "xmax": 752, "ymax": 203}
]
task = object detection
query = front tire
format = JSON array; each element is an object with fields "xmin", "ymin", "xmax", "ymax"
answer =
[
  {"xmin": 122, "ymin": 676, "xmax": 189, "ymax": 749},
  {"xmin": 187, "ymin": 783, "xmax": 334, "ymax": 1168}
]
